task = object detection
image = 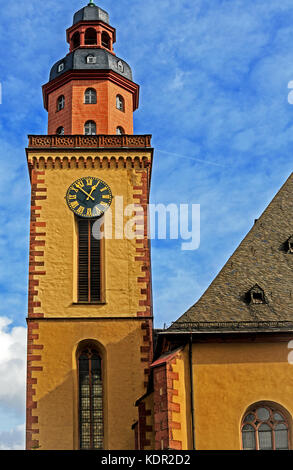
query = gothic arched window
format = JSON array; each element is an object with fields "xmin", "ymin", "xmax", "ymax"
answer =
[
  {"xmin": 85, "ymin": 28, "xmax": 97, "ymax": 45},
  {"xmin": 78, "ymin": 345, "xmax": 103, "ymax": 449},
  {"xmin": 84, "ymin": 120, "xmax": 96, "ymax": 135},
  {"xmin": 57, "ymin": 95, "xmax": 65, "ymax": 111},
  {"xmin": 116, "ymin": 94, "xmax": 124, "ymax": 112},
  {"xmin": 84, "ymin": 88, "xmax": 97, "ymax": 104},
  {"xmin": 241, "ymin": 403, "xmax": 290, "ymax": 450}
]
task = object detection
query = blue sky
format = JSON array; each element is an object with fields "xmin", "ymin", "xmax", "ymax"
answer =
[{"xmin": 0, "ymin": 0, "xmax": 293, "ymax": 449}]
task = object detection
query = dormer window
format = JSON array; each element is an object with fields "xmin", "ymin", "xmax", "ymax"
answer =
[
  {"xmin": 58, "ymin": 62, "xmax": 65, "ymax": 73},
  {"xmin": 87, "ymin": 54, "xmax": 97, "ymax": 64},
  {"xmin": 287, "ymin": 235, "xmax": 293, "ymax": 253},
  {"xmin": 117, "ymin": 60, "xmax": 124, "ymax": 73},
  {"xmin": 249, "ymin": 284, "xmax": 266, "ymax": 305}
]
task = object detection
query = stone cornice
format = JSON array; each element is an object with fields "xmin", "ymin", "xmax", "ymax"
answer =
[{"xmin": 26, "ymin": 134, "xmax": 153, "ymax": 176}]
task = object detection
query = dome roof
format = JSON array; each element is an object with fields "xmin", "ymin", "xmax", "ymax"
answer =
[
  {"xmin": 49, "ymin": 48, "xmax": 133, "ymax": 82},
  {"xmin": 73, "ymin": 3, "xmax": 109, "ymax": 25}
]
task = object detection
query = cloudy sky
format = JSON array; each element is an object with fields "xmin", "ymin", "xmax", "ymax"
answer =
[{"xmin": 0, "ymin": 0, "xmax": 293, "ymax": 450}]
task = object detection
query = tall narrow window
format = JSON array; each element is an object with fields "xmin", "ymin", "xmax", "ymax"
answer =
[
  {"xmin": 84, "ymin": 120, "xmax": 96, "ymax": 135},
  {"xmin": 72, "ymin": 31, "xmax": 80, "ymax": 49},
  {"xmin": 78, "ymin": 218, "xmax": 101, "ymax": 303},
  {"xmin": 116, "ymin": 94, "xmax": 124, "ymax": 112},
  {"xmin": 57, "ymin": 95, "xmax": 65, "ymax": 111},
  {"xmin": 84, "ymin": 88, "xmax": 97, "ymax": 104},
  {"xmin": 78, "ymin": 345, "xmax": 103, "ymax": 449},
  {"xmin": 241, "ymin": 403, "xmax": 290, "ymax": 450},
  {"xmin": 85, "ymin": 28, "xmax": 97, "ymax": 45},
  {"xmin": 101, "ymin": 32, "xmax": 110, "ymax": 49}
]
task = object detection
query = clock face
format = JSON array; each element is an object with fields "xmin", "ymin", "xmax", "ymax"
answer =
[{"xmin": 66, "ymin": 177, "xmax": 113, "ymax": 218}]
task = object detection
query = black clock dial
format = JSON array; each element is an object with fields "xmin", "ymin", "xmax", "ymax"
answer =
[{"xmin": 66, "ymin": 177, "xmax": 113, "ymax": 218}]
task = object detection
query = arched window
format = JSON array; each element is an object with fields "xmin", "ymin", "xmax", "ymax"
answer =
[
  {"xmin": 101, "ymin": 32, "xmax": 110, "ymax": 49},
  {"xmin": 84, "ymin": 88, "xmax": 97, "ymax": 104},
  {"xmin": 85, "ymin": 28, "xmax": 97, "ymax": 45},
  {"xmin": 116, "ymin": 94, "xmax": 124, "ymax": 112},
  {"xmin": 57, "ymin": 95, "xmax": 65, "ymax": 111},
  {"xmin": 56, "ymin": 126, "xmax": 64, "ymax": 135},
  {"xmin": 84, "ymin": 120, "xmax": 96, "ymax": 135},
  {"xmin": 241, "ymin": 403, "xmax": 290, "ymax": 450},
  {"xmin": 78, "ymin": 345, "xmax": 103, "ymax": 449},
  {"xmin": 116, "ymin": 126, "xmax": 125, "ymax": 135},
  {"xmin": 72, "ymin": 31, "xmax": 80, "ymax": 49}
]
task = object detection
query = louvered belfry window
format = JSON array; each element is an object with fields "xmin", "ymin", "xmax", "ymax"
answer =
[
  {"xmin": 79, "ymin": 346, "xmax": 103, "ymax": 449},
  {"xmin": 78, "ymin": 218, "xmax": 101, "ymax": 303}
]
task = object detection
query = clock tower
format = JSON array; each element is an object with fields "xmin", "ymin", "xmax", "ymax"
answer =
[{"xmin": 26, "ymin": 2, "xmax": 153, "ymax": 450}]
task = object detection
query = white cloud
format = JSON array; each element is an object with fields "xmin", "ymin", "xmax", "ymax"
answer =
[
  {"xmin": 0, "ymin": 424, "xmax": 25, "ymax": 450},
  {"xmin": 0, "ymin": 318, "xmax": 26, "ymax": 414}
]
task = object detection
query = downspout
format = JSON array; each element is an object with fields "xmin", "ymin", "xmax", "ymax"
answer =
[{"xmin": 189, "ymin": 333, "xmax": 196, "ymax": 450}]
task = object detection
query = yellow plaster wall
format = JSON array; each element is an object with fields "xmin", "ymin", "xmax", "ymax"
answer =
[
  {"xmin": 171, "ymin": 347, "xmax": 192, "ymax": 450},
  {"xmin": 32, "ymin": 319, "xmax": 147, "ymax": 450},
  {"xmin": 191, "ymin": 341, "xmax": 293, "ymax": 450},
  {"xmin": 27, "ymin": 150, "xmax": 152, "ymax": 450},
  {"xmin": 28, "ymin": 150, "xmax": 152, "ymax": 318}
]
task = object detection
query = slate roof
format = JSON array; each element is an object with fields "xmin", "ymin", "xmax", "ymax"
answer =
[
  {"xmin": 73, "ymin": 4, "xmax": 110, "ymax": 26},
  {"xmin": 49, "ymin": 48, "xmax": 133, "ymax": 82},
  {"xmin": 169, "ymin": 173, "xmax": 293, "ymax": 332}
]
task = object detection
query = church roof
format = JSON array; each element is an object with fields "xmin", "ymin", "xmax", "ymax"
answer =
[
  {"xmin": 73, "ymin": 3, "xmax": 109, "ymax": 26},
  {"xmin": 168, "ymin": 172, "xmax": 293, "ymax": 333},
  {"xmin": 49, "ymin": 48, "xmax": 133, "ymax": 82}
]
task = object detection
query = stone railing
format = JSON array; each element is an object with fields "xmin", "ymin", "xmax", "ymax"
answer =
[{"xmin": 28, "ymin": 134, "xmax": 152, "ymax": 149}]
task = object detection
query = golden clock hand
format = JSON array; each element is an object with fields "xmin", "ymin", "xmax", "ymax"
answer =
[
  {"xmin": 75, "ymin": 184, "xmax": 95, "ymax": 201},
  {"xmin": 86, "ymin": 181, "xmax": 100, "ymax": 200}
]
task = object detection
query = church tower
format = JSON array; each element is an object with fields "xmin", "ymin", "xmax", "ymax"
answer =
[{"xmin": 26, "ymin": 2, "xmax": 153, "ymax": 450}]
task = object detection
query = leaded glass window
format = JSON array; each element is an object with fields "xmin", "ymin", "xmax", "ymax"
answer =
[
  {"xmin": 79, "ymin": 346, "xmax": 103, "ymax": 449},
  {"xmin": 241, "ymin": 404, "xmax": 290, "ymax": 450}
]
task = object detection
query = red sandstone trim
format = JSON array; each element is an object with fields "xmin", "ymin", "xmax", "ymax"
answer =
[
  {"xmin": 151, "ymin": 351, "xmax": 183, "ymax": 451},
  {"xmin": 26, "ymin": 169, "xmax": 46, "ymax": 449},
  {"xmin": 137, "ymin": 401, "xmax": 153, "ymax": 450},
  {"xmin": 26, "ymin": 320, "xmax": 43, "ymax": 450}
]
